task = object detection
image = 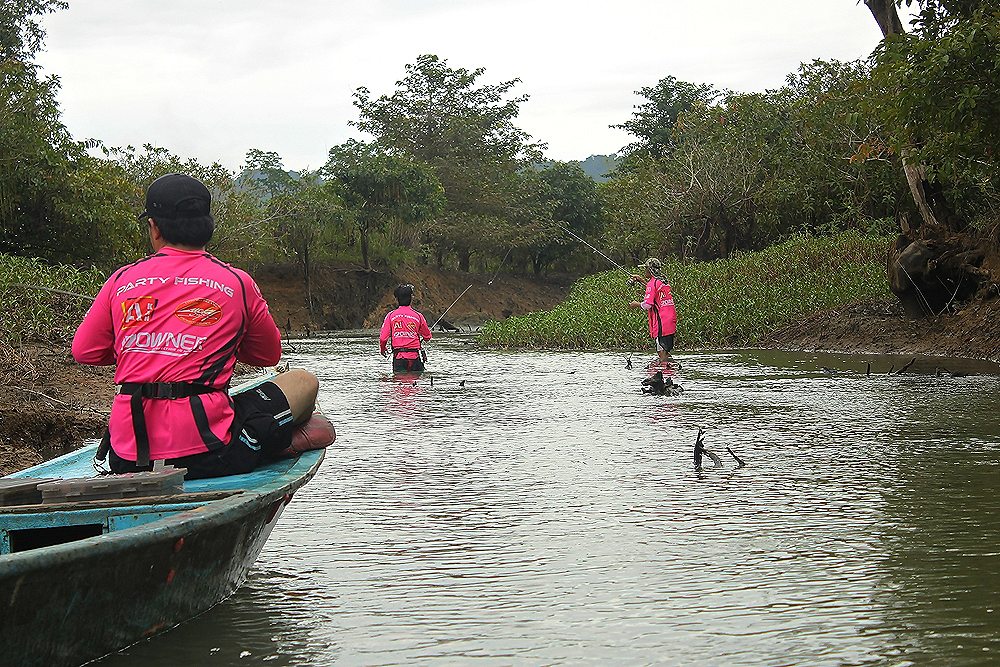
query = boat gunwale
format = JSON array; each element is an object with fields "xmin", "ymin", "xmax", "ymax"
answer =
[{"xmin": 0, "ymin": 446, "xmax": 324, "ymax": 575}]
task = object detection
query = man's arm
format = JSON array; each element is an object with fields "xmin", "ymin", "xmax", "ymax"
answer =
[
  {"xmin": 629, "ymin": 280, "xmax": 654, "ymax": 311},
  {"xmin": 379, "ymin": 313, "xmax": 392, "ymax": 356},
  {"xmin": 71, "ymin": 279, "xmax": 116, "ymax": 366},
  {"xmin": 419, "ymin": 314, "xmax": 432, "ymax": 342},
  {"xmin": 236, "ymin": 276, "xmax": 282, "ymax": 367},
  {"xmin": 641, "ymin": 280, "xmax": 657, "ymax": 310}
]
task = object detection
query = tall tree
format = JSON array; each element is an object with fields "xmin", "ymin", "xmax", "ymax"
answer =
[
  {"xmin": 614, "ymin": 76, "xmax": 719, "ymax": 164},
  {"xmin": 266, "ymin": 171, "xmax": 343, "ymax": 314},
  {"xmin": 0, "ymin": 0, "xmax": 137, "ymax": 266},
  {"xmin": 350, "ymin": 54, "xmax": 544, "ymax": 271},
  {"xmin": 530, "ymin": 162, "xmax": 603, "ymax": 275},
  {"xmin": 324, "ymin": 140, "xmax": 443, "ymax": 270},
  {"xmin": 243, "ymin": 149, "xmax": 296, "ymax": 198}
]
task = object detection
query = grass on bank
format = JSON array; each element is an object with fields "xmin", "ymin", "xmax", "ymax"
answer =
[
  {"xmin": 0, "ymin": 254, "xmax": 104, "ymax": 344},
  {"xmin": 478, "ymin": 231, "xmax": 892, "ymax": 350}
]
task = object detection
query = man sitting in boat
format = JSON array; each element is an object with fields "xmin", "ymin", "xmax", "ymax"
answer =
[
  {"xmin": 72, "ymin": 173, "xmax": 330, "ymax": 479},
  {"xmin": 379, "ymin": 283, "xmax": 432, "ymax": 372}
]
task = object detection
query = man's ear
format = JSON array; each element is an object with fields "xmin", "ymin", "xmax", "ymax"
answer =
[{"xmin": 148, "ymin": 218, "xmax": 162, "ymax": 241}]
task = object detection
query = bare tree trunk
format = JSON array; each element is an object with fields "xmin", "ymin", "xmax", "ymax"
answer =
[
  {"xmin": 864, "ymin": 0, "xmax": 903, "ymax": 37},
  {"xmin": 862, "ymin": 0, "xmax": 987, "ymax": 317},
  {"xmin": 302, "ymin": 247, "xmax": 314, "ymax": 316},
  {"xmin": 360, "ymin": 226, "xmax": 371, "ymax": 271},
  {"xmin": 864, "ymin": 0, "xmax": 944, "ymax": 232}
]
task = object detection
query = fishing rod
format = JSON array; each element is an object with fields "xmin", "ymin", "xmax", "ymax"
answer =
[
  {"xmin": 4, "ymin": 283, "xmax": 94, "ymax": 300},
  {"xmin": 430, "ymin": 247, "xmax": 513, "ymax": 330},
  {"xmin": 431, "ymin": 283, "xmax": 474, "ymax": 330},
  {"xmin": 558, "ymin": 225, "xmax": 634, "ymax": 280}
]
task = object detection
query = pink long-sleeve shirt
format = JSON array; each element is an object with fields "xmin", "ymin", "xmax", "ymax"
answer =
[
  {"xmin": 379, "ymin": 305, "xmax": 432, "ymax": 359},
  {"xmin": 641, "ymin": 276, "xmax": 677, "ymax": 338},
  {"xmin": 72, "ymin": 247, "xmax": 282, "ymax": 461}
]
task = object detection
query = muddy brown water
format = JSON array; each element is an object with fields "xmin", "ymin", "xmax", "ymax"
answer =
[{"xmin": 94, "ymin": 334, "xmax": 1000, "ymax": 666}]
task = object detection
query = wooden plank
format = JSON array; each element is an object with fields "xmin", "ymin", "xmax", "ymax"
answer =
[{"xmin": 0, "ymin": 489, "xmax": 243, "ymax": 514}]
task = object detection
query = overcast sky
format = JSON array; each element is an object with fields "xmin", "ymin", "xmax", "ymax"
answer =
[{"xmin": 37, "ymin": 1, "xmax": 908, "ymax": 173}]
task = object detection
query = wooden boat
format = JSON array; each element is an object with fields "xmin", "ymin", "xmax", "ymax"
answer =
[{"xmin": 0, "ymin": 415, "xmax": 324, "ymax": 666}]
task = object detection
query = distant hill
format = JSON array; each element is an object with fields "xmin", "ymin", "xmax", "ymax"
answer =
[
  {"xmin": 533, "ymin": 154, "xmax": 620, "ymax": 182},
  {"xmin": 234, "ymin": 168, "xmax": 307, "ymax": 198},
  {"xmin": 239, "ymin": 156, "xmax": 621, "ymax": 194},
  {"xmin": 576, "ymin": 154, "xmax": 620, "ymax": 182}
]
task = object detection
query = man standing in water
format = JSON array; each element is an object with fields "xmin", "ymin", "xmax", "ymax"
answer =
[
  {"xmin": 629, "ymin": 257, "xmax": 678, "ymax": 365},
  {"xmin": 380, "ymin": 283, "xmax": 432, "ymax": 372},
  {"xmin": 72, "ymin": 173, "xmax": 328, "ymax": 478}
]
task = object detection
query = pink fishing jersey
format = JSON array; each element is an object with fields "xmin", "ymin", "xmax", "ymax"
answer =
[
  {"xmin": 641, "ymin": 276, "xmax": 677, "ymax": 338},
  {"xmin": 379, "ymin": 306, "xmax": 432, "ymax": 359},
  {"xmin": 72, "ymin": 247, "xmax": 282, "ymax": 461}
]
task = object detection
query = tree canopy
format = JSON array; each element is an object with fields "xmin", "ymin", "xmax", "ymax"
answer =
[
  {"xmin": 351, "ymin": 54, "xmax": 546, "ymax": 271},
  {"xmin": 1, "ymin": 0, "xmax": 138, "ymax": 266},
  {"xmin": 5, "ymin": 1, "xmax": 998, "ymax": 325},
  {"xmin": 324, "ymin": 140, "xmax": 443, "ymax": 270}
]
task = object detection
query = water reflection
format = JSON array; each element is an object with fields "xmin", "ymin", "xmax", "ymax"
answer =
[
  {"xmin": 95, "ymin": 569, "xmax": 329, "ymax": 666},
  {"xmin": 93, "ymin": 335, "xmax": 1000, "ymax": 666}
]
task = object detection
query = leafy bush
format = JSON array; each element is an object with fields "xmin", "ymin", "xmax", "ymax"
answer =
[
  {"xmin": 0, "ymin": 254, "xmax": 105, "ymax": 343},
  {"xmin": 479, "ymin": 231, "xmax": 890, "ymax": 350}
]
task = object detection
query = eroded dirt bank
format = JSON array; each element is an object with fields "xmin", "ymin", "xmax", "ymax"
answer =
[
  {"xmin": 2, "ymin": 267, "xmax": 999, "ymax": 476},
  {"xmin": 257, "ymin": 263, "xmax": 575, "ymax": 334},
  {"xmin": 0, "ymin": 265, "xmax": 574, "ymax": 475},
  {"xmin": 759, "ymin": 296, "xmax": 1000, "ymax": 362}
]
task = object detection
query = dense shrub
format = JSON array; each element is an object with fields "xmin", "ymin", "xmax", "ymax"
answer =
[
  {"xmin": 0, "ymin": 254, "xmax": 104, "ymax": 343},
  {"xmin": 479, "ymin": 232, "xmax": 890, "ymax": 350}
]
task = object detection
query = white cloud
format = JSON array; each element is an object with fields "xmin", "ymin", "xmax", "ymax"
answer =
[{"xmin": 36, "ymin": 0, "xmax": 907, "ymax": 170}]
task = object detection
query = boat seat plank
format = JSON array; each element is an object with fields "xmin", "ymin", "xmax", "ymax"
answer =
[{"xmin": 0, "ymin": 489, "xmax": 242, "ymax": 514}]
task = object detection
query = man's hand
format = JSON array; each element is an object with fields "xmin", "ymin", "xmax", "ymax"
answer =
[
  {"xmin": 629, "ymin": 274, "xmax": 643, "ymax": 285},
  {"xmin": 628, "ymin": 301, "xmax": 641, "ymax": 308}
]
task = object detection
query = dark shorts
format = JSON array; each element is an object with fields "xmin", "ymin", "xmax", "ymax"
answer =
[
  {"xmin": 109, "ymin": 381, "xmax": 295, "ymax": 480},
  {"xmin": 655, "ymin": 334, "xmax": 675, "ymax": 353},
  {"xmin": 393, "ymin": 356, "xmax": 425, "ymax": 373}
]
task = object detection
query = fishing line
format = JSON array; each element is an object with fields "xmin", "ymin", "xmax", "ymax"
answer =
[
  {"xmin": 558, "ymin": 225, "xmax": 633, "ymax": 279},
  {"xmin": 558, "ymin": 226, "xmax": 658, "ymax": 366},
  {"xmin": 488, "ymin": 246, "xmax": 513, "ymax": 285},
  {"xmin": 431, "ymin": 246, "xmax": 513, "ymax": 329},
  {"xmin": 431, "ymin": 284, "xmax": 474, "ymax": 329}
]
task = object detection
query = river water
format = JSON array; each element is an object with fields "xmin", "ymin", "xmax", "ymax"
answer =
[{"xmin": 98, "ymin": 332, "xmax": 1000, "ymax": 667}]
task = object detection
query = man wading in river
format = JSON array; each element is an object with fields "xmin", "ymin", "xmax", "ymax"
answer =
[
  {"xmin": 72, "ymin": 173, "xmax": 331, "ymax": 479},
  {"xmin": 629, "ymin": 257, "xmax": 678, "ymax": 365},
  {"xmin": 380, "ymin": 283, "xmax": 432, "ymax": 373}
]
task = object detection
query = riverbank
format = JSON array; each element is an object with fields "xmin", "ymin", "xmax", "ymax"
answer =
[
  {"xmin": 761, "ymin": 296, "xmax": 1000, "ymax": 362},
  {"xmin": 0, "ymin": 265, "xmax": 575, "ymax": 475},
  {"xmin": 2, "ymin": 269, "xmax": 998, "ymax": 476},
  {"xmin": 256, "ymin": 263, "xmax": 576, "ymax": 334}
]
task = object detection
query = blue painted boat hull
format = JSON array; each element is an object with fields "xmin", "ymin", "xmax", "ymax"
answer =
[{"xmin": 0, "ymin": 445, "xmax": 324, "ymax": 667}]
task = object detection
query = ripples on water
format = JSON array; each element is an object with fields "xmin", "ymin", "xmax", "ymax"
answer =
[{"xmin": 98, "ymin": 335, "xmax": 1000, "ymax": 666}]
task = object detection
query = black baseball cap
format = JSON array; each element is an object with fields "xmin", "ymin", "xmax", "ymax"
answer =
[{"xmin": 137, "ymin": 173, "xmax": 212, "ymax": 221}]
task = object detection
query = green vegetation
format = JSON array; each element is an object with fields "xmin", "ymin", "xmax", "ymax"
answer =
[
  {"xmin": 0, "ymin": 254, "xmax": 104, "ymax": 343},
  {"xmin": 478, "ymin": 232, "xmax": 890, "ymax": 350},
  {"xmin": 1, "ymin": 1, "xmax": 996, "ymax": 340}
]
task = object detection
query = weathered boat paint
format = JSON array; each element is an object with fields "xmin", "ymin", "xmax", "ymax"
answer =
[{"xmin": 0, "ymin": 445, "xmax": 324, "ymax": 667}]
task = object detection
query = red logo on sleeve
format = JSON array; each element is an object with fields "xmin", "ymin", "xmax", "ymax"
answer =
[
  {"xmin": 174, "ymin": 298, "xmax": 223, "ymax": 326},
  {"xmin": 120, "ymin": 297, "xmax": 158, "ymax": 329}
]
